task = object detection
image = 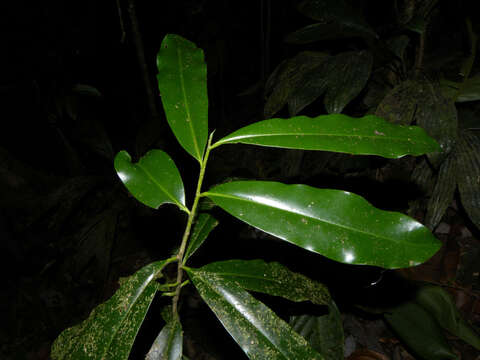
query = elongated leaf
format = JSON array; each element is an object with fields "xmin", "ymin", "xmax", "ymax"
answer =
[
  {"xmin": 114, "ymin": 150, "xmax": 187, "ymax": 212},
  {"xmin": 205, "ymin": 181, "xmax": 441, "ymax": 269},
  {"xmin": 146, "ymin": 316, "xmax": 183, "ymax": 360},
  {"xmin": 285, "ymin": 22, "xmax": 377, "ymax": 44},
  {"xmin": 265, "ymin": 51, "xmax": 329, "ymax": 118},
  {"xmin": 185, "ymin": 268, "xmax": 323, "ymax": 360},
  {"xmin": 51, "ymin": 259, "xmax": 173, "ymax": 360},
  {"xmin": 290, "ymin": 300, "xmax": 343, "ymax": 360},
  {"xmin": 384, "ymin": 302, "xmax": 456, "ymax": 360},
  {"xmin": 456, "ymin": 130, "xmax": 480, "ymax": 230},
  {"xmin": 157, "ymin": 34, "xmax": 208, "ymax": 162},
  {"xmin": 415, "ymin": 285, "xmax": 480, "ymax": 350},
  {"xmin": 323, "ymin": 51, "xmax": 373, "ymax": 114},
  {"xmin": 425, "ymin": 154, "xmax": 456, "ymax": 229},
  {"xmin": 198, "ymin": 259, "xmax": 330, "ymax": 305},
  {"xmin": 213, "ymin": 114, "xmax": 440, "ymax": 159},
  {"xmin": 184, "ymin": 212, "xmax": 219, "ymax": 262}
]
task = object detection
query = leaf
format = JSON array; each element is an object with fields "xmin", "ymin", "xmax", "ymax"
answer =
[
  {"xmin": 415, "ymin": 285, "xmax": 480, "ymax": 350},
  {"xmin": 157, "ymin": 34, "xmax": 208, "ymax": 162},
  {"xmin": 425, "ymin": 154, "xmax": 457, "ymax": 229},
  {"xmin": 146, "ymin": 316, "xmax": 183, "ymax": 360},
  {"xmin": 114, "ymin": 150, "xmax": 187, "ymax": 212},
  {"xmin": 323, "ymin": 51, "xmax": 373, "ymax": 113},
  {"xmin": 264, "ymin": 51, "xmax": 329, "ymax": 118},
  {"xmin": 204, "ymin": 181, "xmax": 441, "ymax": 269},
  {"xmin": 51, "ymin": 259, "xmax": 173, "ymax": 360},
  {"xmin": 297, "ymin": 0, "xmax": 375, "ymax": 40},
  {"xmin": 456, "ymin": 130, "xmax": 480, "ymax": 230},
  {"xmin": 198, "ymin": 259, "xmax": 330, "ymax": 305},
  {"xmin": 213, "ymin": 114, "xmax": 440, "ymax": 159},
  {"xmin": 184, "ymin": 211, "xmax": 219, "ymax": 262},
  {"xmin": 456, "ymin": 74, "xmax": 480, "ymax": 102},
  {"xmin": 290, "ymin": 300, "xmax": 344, "ymax": 360},
  {"xmin": 285, "ymin": 22, "xmax": 377, "ymax": 44},
  {"xmin": 185, "ymin": 268, "xmax": 323, "ymax": 360},
  {"xmin": 375, "ymin": 80, "xmax": 421, "ymax": 125},
  {"xmin": 384, "ymin": 302, "xmax": 457, "ymax": 360}
]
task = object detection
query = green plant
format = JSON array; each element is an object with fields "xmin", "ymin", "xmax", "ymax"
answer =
[{"xmin": 51, "ymin": 34, "xmax": 442, "ymax": 360}]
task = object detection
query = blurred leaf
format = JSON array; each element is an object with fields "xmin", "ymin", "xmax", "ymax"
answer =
[
  {"xmin": 157, "ymin": 34, "xmax": 208, "ymax": 162},
  {"xmin": 411, "ymin": 158, "xmax": 435, "ymax": 194},
  {"xmin": 186, "ymin": 268, "xmax": 323, "ymax": 359},
  {"xmin": 456, "ymin": 130, "xmax": 480, "ymax": 230},
  {"xmin": 323, "ymin": 51, "xmax": 373, "ymax": 113},
  {"xmin": 198, "ymin": 259, "xmax": 330, "ymax": 305},
  {"xmin": 442, "ymin": 74, "xmax": 480, "ymax": 103},
  {"xmin": 214, "ymin": 114, "xmax": 440, "ymax": 159},
  {"xmin": 415, "ymin": 285, "xmax": 480, "ymax": 350},
  {"xmin": 384, "ymin": 302, "xmax": 456, "ymax": 360},
  {"xmin": 297, "ymin": 0, "xmax": 375, "ymax": 39},
  {"xmin": 184, "ymin": 211, "xmax": 219, "ymax": 262},
  {"xmin": 415, "ymin": 79, "xmax": 458, "ymax": 165},
  {"xmin": 265, "ymin": 51, "xmax": 329, "ymax": 118},
  {"xmin": 205, "ymin": 181, "xmax": 441, "ymax": 269},
  {"xmin": 290, "ymin": 299, "xmax": 344, "ymax": 360},
  {"xmin": 387, "ymin": 35, "xmax": 410, "ymax": 61},
  {"xmin": 114, "ymin": 150, "xmax": 187, "ymax": 212},
  {"xmin": 72, "ymin": 84, "xmax": 102, "ymax": 97},
  {"xmin": 146, "ymin": 316, "xmax": 183, "ymax": 360},
  {"xmin": 285, "ymin": 21, "xmax": 377, "ymax": 44},
  {"xmin": 51, "ymin": 259, "xmax": 173, "ymax": 360},
  {"xmin": 375, "ymin": 80, "xmax": 420, "ymax": 125},
  {"xmin": 425, "ymin": 154, "xmax": 456, "ymax": 229}
]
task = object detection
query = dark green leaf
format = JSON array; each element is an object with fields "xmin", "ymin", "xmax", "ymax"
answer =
[
  {"xmin": 285, "ymin": 22, "xmax": 377, "ymax": 44},
  {"xmin": 290, "ymin": 300, "xmax": 343, "ymax": 360},
  {"xmin": 264, "ymin": 51, "xmax": 329, "ymax": 118},
  {"xmin": 198, "ymin": 259, "xmax": 330, "ymax": 305},
  {"xmin": 205, "ymin": 181, "xmax": 441, "ymax": 269},
  {"xmin": 297, "ymin": 0, "xmax": 375, "ymax": 40},
  {"xmin": 375, "ymin": 80, "xmax": 420, "ymax": 125},
  {"xmin": 323, "ymin": 51, "xmax": 373, "ymax": 113},
  {"xmin": 51, "ymin": 259, "xmax": 173, "ymax": 360},
  {"xmin": 415, "ymin": 285, "xmax": 480, "ymax": 350},
  {"xmin": 184, "ymin": 212, "xmax": 219, "ymax": 262},
  {"xmin": 157, "ymin": 34, "xmax": 208, "ymax": 162},
  {"xmin": 456, "ymin": 130, "xmax": 480, "ymax": 230},
  {"xmin": 385, "ymin": 302, "xmax": 456, "ymax": 360},
  {"xmin": 185, "ymin": 268, "xmax": 323, "ymax": 360},
  {"xmin": 114, "ymin": 150, "xmax": 187, "ymax": 212},
  {"xmin": 213, "ymin": 114, "xmax": 440, "ymax": 159},
  {"xmin": 425, "ymin": 154, "xmax": 457, "ymax": 229},
  {"xmin": 146, "ymin": 316, "xmax": 183, "ymax": 360},
  {"xmin": 457, "ymin": 74, "xmax": 480, "ymax": 102}
]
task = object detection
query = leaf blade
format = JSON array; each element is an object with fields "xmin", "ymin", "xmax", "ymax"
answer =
[
  {"xmin": 115, "ymin": 150, "xmax": 187, "ymax": 211},
  {"xmin": 157, "ymin": 34, "xmax": 208, "ymax": 162},
  {"xmin": 184, "ymin": 211, "xmax": 219, "ymax": 262},
  {"xmin": 146, "ymin": 316, "xmax": 183, "ymax": 360},
  {"xmin": 213, "ymin": 114, "xmax": 440, "ymax": 159},
  {"xmin": 186, "ymin": 268, "xmax": 324, "ymax": 360},
  {"xmin": 51, "ymin": 259, "xmax": 173, "ymax": 360},
  {"xmin": 205, "ymin": 181, "xmax": 441, "ymax": 269}
]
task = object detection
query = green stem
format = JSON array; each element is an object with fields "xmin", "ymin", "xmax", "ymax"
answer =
[{"xmin": 172, "ymin": 132, "xmax": 215, "ymax": 315}]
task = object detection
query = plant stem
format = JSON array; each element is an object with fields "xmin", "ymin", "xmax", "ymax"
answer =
[{"xmin": 172, "ymin": 132, "xmax": 214, "ymax": 315}]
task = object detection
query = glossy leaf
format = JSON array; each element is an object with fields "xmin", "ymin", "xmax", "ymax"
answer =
[
  {"xmin": 114, "ymin": 150, "xmax": 187, "ymax": 212},
  {"xmin": 264, "ymin": 51, "xmax": 329, "ymax": 118},
  {"xmin": 415, "ymin": 285, "xmax": 480, "ymax": 350},
  {"xmin": 384, "ymin": 302, "xmax": 456, "ymax": 360},
  {"xmin": 323, "ymin": 51, "xmax": 373, "ymax": 114},
  {"xmin": 146, "ymin": 316, "xmax": 183, "ymax": 360},
  {"xmin": 456, "ymin": 130, "xmax": 480, "ymax": 230},
  {"xmin": 425, "ymin": 154, "xmax": 456, "ymax": 229},
  {"xmin": 51, "ymin": 259, "xmax": 173, "ymax": 360},
  {"xmin": 205, "ymin": 181, "xmax": 441, "ymax": 269},
  {"xmin": 186, "ymin": 268, "xmax": 323, "ymax": 360},
  {"xmin": 290, "ymin": 300, "xmax": 344, "ymax": 360},
  {"xmin": 157, "ymin": 34, "xmax": 208, "ymax": 162},
  {"xmin": 198, "ymin": 259, "xmax": 330, "ymax": 305},
  {"xmin": 184, "ymin": 211, "xmax": 219, "ymax": 262},
  {"xmin": 285, "ymin": 22, "xmax": 377, "ymax": 44},
  {"xmin": 213, "ymin": 114, "xmax": 440, "ymax": 159}
]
